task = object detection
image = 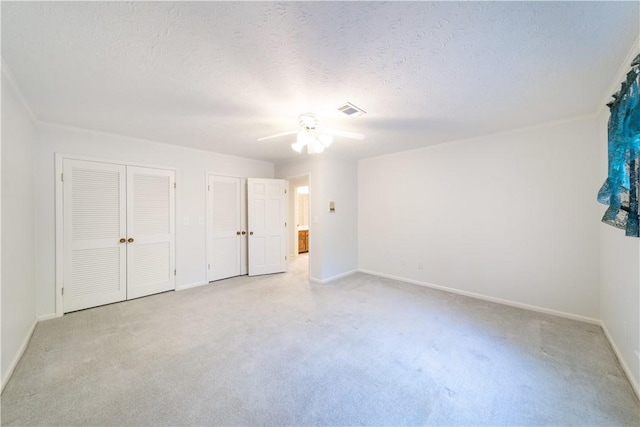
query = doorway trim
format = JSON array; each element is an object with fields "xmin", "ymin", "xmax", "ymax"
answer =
[
  {"xmin": 293, "ymin": 181, "xmax": 309, "ymax": 255},
  {"xmin": 285, "ymin": 173, "xmax": 312, "ymax": 279}
]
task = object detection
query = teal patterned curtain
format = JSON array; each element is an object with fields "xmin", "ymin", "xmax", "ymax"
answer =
[{"xmin": 597, "ymin": 54, "xmax": 640, "ymax": 237}]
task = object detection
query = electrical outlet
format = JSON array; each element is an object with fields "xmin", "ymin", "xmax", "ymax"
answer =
[{"xmin": 417, "ymin": 263, "xmax": 424, "ymax": 270}]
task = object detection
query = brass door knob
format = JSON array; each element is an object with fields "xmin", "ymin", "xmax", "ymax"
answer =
[
  {"xmin": 236, "ymin": 231, "xmax": 241, "ymax": 235},
  {"xmin": 249, "ymin": 231, "xmax": 254, "ymax": 236},
  {"xmin": 127, "ymin": 238, "xmax": 134, "ymax": 243},
  {"xmin": 242, "ymin": 231, "xmax": 246, "ymax": 235},
  {"xmin": 119, "ymin": 238, "xmax": 126, "ymax": 244}
]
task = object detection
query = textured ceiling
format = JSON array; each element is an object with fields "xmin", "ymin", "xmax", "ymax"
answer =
[{"xmin": 2, "ymin": 1, "xmax": 639, "ymax": 162}]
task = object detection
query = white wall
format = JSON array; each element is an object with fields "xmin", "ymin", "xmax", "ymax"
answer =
[
  {"xmin": 359, "ymin": 115, "xmax": 602, "ymax": 320},
  {"xmin": 597, "ymin": 109, "xmax": 640, "ymax": 394},
  {"xmin": 276, "ymin": 155, "xmax": 358, "ymax": 282},
  {"xmin": 320, "ymin": 157, "xmax": 358, "ymax": 280},
  {"xmin": 35, "ymin": 123, "xmax": 274, "ymax": 317},
  {"xmin": 1, "ymin": 73, "xmax": 37, "ymax": 385}
]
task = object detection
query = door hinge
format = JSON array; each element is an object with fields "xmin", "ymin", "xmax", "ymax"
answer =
[
  {"xmin": 61, "ymin": 173, "xmax": 64, "ymax": 182},
  {"xmin": 284, "ymin": 188, "xmax": 287, "ymax": 194},
  {"xmin": 174, "ymin": 182, "xmax": 177, "ymax": 189},
  {"xmin": 208, "ymin": 185, "xmax": 210, "ymax": 191},
  {"xmin": 208, "ymin": 264, "xmax": 210, "ymax": 270},
  {"xmin": 174, "ymin": 269, "xmax": 177, "ymax": 276},
  {"xmin": 285, "ymin": 256, "xmax": 287, "ymax": 261},
  {"xmin": 61, "ymin": 287, "xmax": 64, "ymax": 296},
  {"xmin": 285, "ymin": 222, "xmax": 287, "ymax": 227}
]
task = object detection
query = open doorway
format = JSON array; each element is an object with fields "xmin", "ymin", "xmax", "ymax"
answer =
[
  {"xmin": 288, "ymin": 175, "xmax": 310, "ymax": 277},
  {"xmin": 295, "ymin": 185, "xmax": 309, "ymax": 254}
]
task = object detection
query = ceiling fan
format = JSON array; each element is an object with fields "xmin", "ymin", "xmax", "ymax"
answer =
[{"xmin": 256, "ymin": 113, "xmax": 365, "ymax": 154}]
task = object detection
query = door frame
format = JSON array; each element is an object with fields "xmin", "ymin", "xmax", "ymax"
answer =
[
  {"xmin": 292, "ymin": 178, "xmax": 310, "ymax": 255},
  {"xmin": 54, "ymin": 153, "xmax": 180, "ymax": 317},
  {"xmin": 285, "ymin": 173, "xmax": 312, "ymax": 278}
]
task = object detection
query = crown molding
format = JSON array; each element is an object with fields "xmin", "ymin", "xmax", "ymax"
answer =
[
  {"xmin": 1, "ymin": 58, "xmax": 38, "ymax": 122},
  {"xmin": 598, "ymin": 36, "xmax": 640, "ymax": 114}
]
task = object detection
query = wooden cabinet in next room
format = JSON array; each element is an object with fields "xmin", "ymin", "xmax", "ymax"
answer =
[{"xmin": 298, "ymin": 230, "xmax": 309, "ymax": 254}]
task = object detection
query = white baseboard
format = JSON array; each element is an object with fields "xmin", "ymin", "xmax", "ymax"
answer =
[
  {"xmin": 175, "ymin": 281, "xmax": 208, "ymax": 291},
  {"xmin": 601, "ymin": 322, "xmax": 640, "ymax": 399},
  {"xmin": 2, "ymin": 318, "xmax": 38, "ymax": 393},
  {"xmin": 2, "ymin": 273, "xmax": 637, "ymax": 405},
  {"xmin": 358, "ymin": 269, "xmax": 601, "ymax": 325},
  {"xmin": 362, "ymin": 269, "xmax": 640, "ymax": 401},
  {"xmin": 310, "ymin": 269, "xmax": 357, "ymax": 284}
]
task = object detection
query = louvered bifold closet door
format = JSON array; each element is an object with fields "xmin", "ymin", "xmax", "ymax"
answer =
[
  {"xmin": 63, "ymin": 160, "xmax": 127, "ymax": 313},
  {"xmin": 126, "ymin": 167, "xmax": 175, "ymax": 300}
]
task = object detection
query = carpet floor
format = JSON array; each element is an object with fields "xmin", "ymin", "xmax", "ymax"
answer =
[{"xmin": 1, "ymin": 254, "xmax": 638, "ymax": 426}]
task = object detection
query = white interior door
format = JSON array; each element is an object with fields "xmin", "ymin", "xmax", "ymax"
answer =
[
  {"xmin": 207, "ymin": 175, "xmax": 242, "ymax": 281},
  {"xmin": 126, "ymin": 166, "xmax": 176, "ymax": 299},
  {"xmin": 247, "ymin": 178, "xmax": 288, "ymax": 276},
  {"xmin": 63, "ymin": 159, "xmax": 127, "ymax": 313}
]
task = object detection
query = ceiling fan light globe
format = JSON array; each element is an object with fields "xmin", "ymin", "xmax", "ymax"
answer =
[
  {"xmin": 297, "ymin": 131, "xmax": 313, "ymax": 145},
  {"xmin": 308, "ymin": 139, "xmax": 325, "ymax": 154},
  {"xmin": 318, "ymin": 134, "xmax": 333, "ymax": 147},
  {"xmin": 291, "ymin": 141, "xmax": 304, "ymax": 153}
]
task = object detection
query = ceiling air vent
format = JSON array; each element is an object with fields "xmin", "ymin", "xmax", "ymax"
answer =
[{"xmin": 337, "ymin": 102, "xmax": 366, "ymax": 117}]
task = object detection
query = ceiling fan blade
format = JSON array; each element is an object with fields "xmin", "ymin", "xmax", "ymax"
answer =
[
  {"xmin": 322, "ymin": 128, "xmax": 365, "ymax": 140},
  {"xmin": 256, "ymin": 130, "xmax": 297, "ymax": 142}
]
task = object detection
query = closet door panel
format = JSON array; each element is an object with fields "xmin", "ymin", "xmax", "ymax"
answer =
[
  {"xmin": 63, "ymin": 160, "xmax": 127, "ymax": 313},
  {"xmin": 247, "ymin": 178, "xmax": 288, "ymax": 276},
  {"xmin": 126, "ymin": 167, "xmax": 175, "ymax": 299},
  {"xmin": 207, "ymin": 175, "xmax": 242, "ymax": 281}
]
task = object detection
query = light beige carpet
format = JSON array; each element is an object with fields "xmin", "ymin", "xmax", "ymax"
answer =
[{"xmin": 1, "ymin": 255, "xmax": 638, "ymax": 426}]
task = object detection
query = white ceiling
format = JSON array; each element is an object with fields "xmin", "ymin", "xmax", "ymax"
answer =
[{"xmin": 2, "ymin": 1, "xmax": 638, "ymax": 163}]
